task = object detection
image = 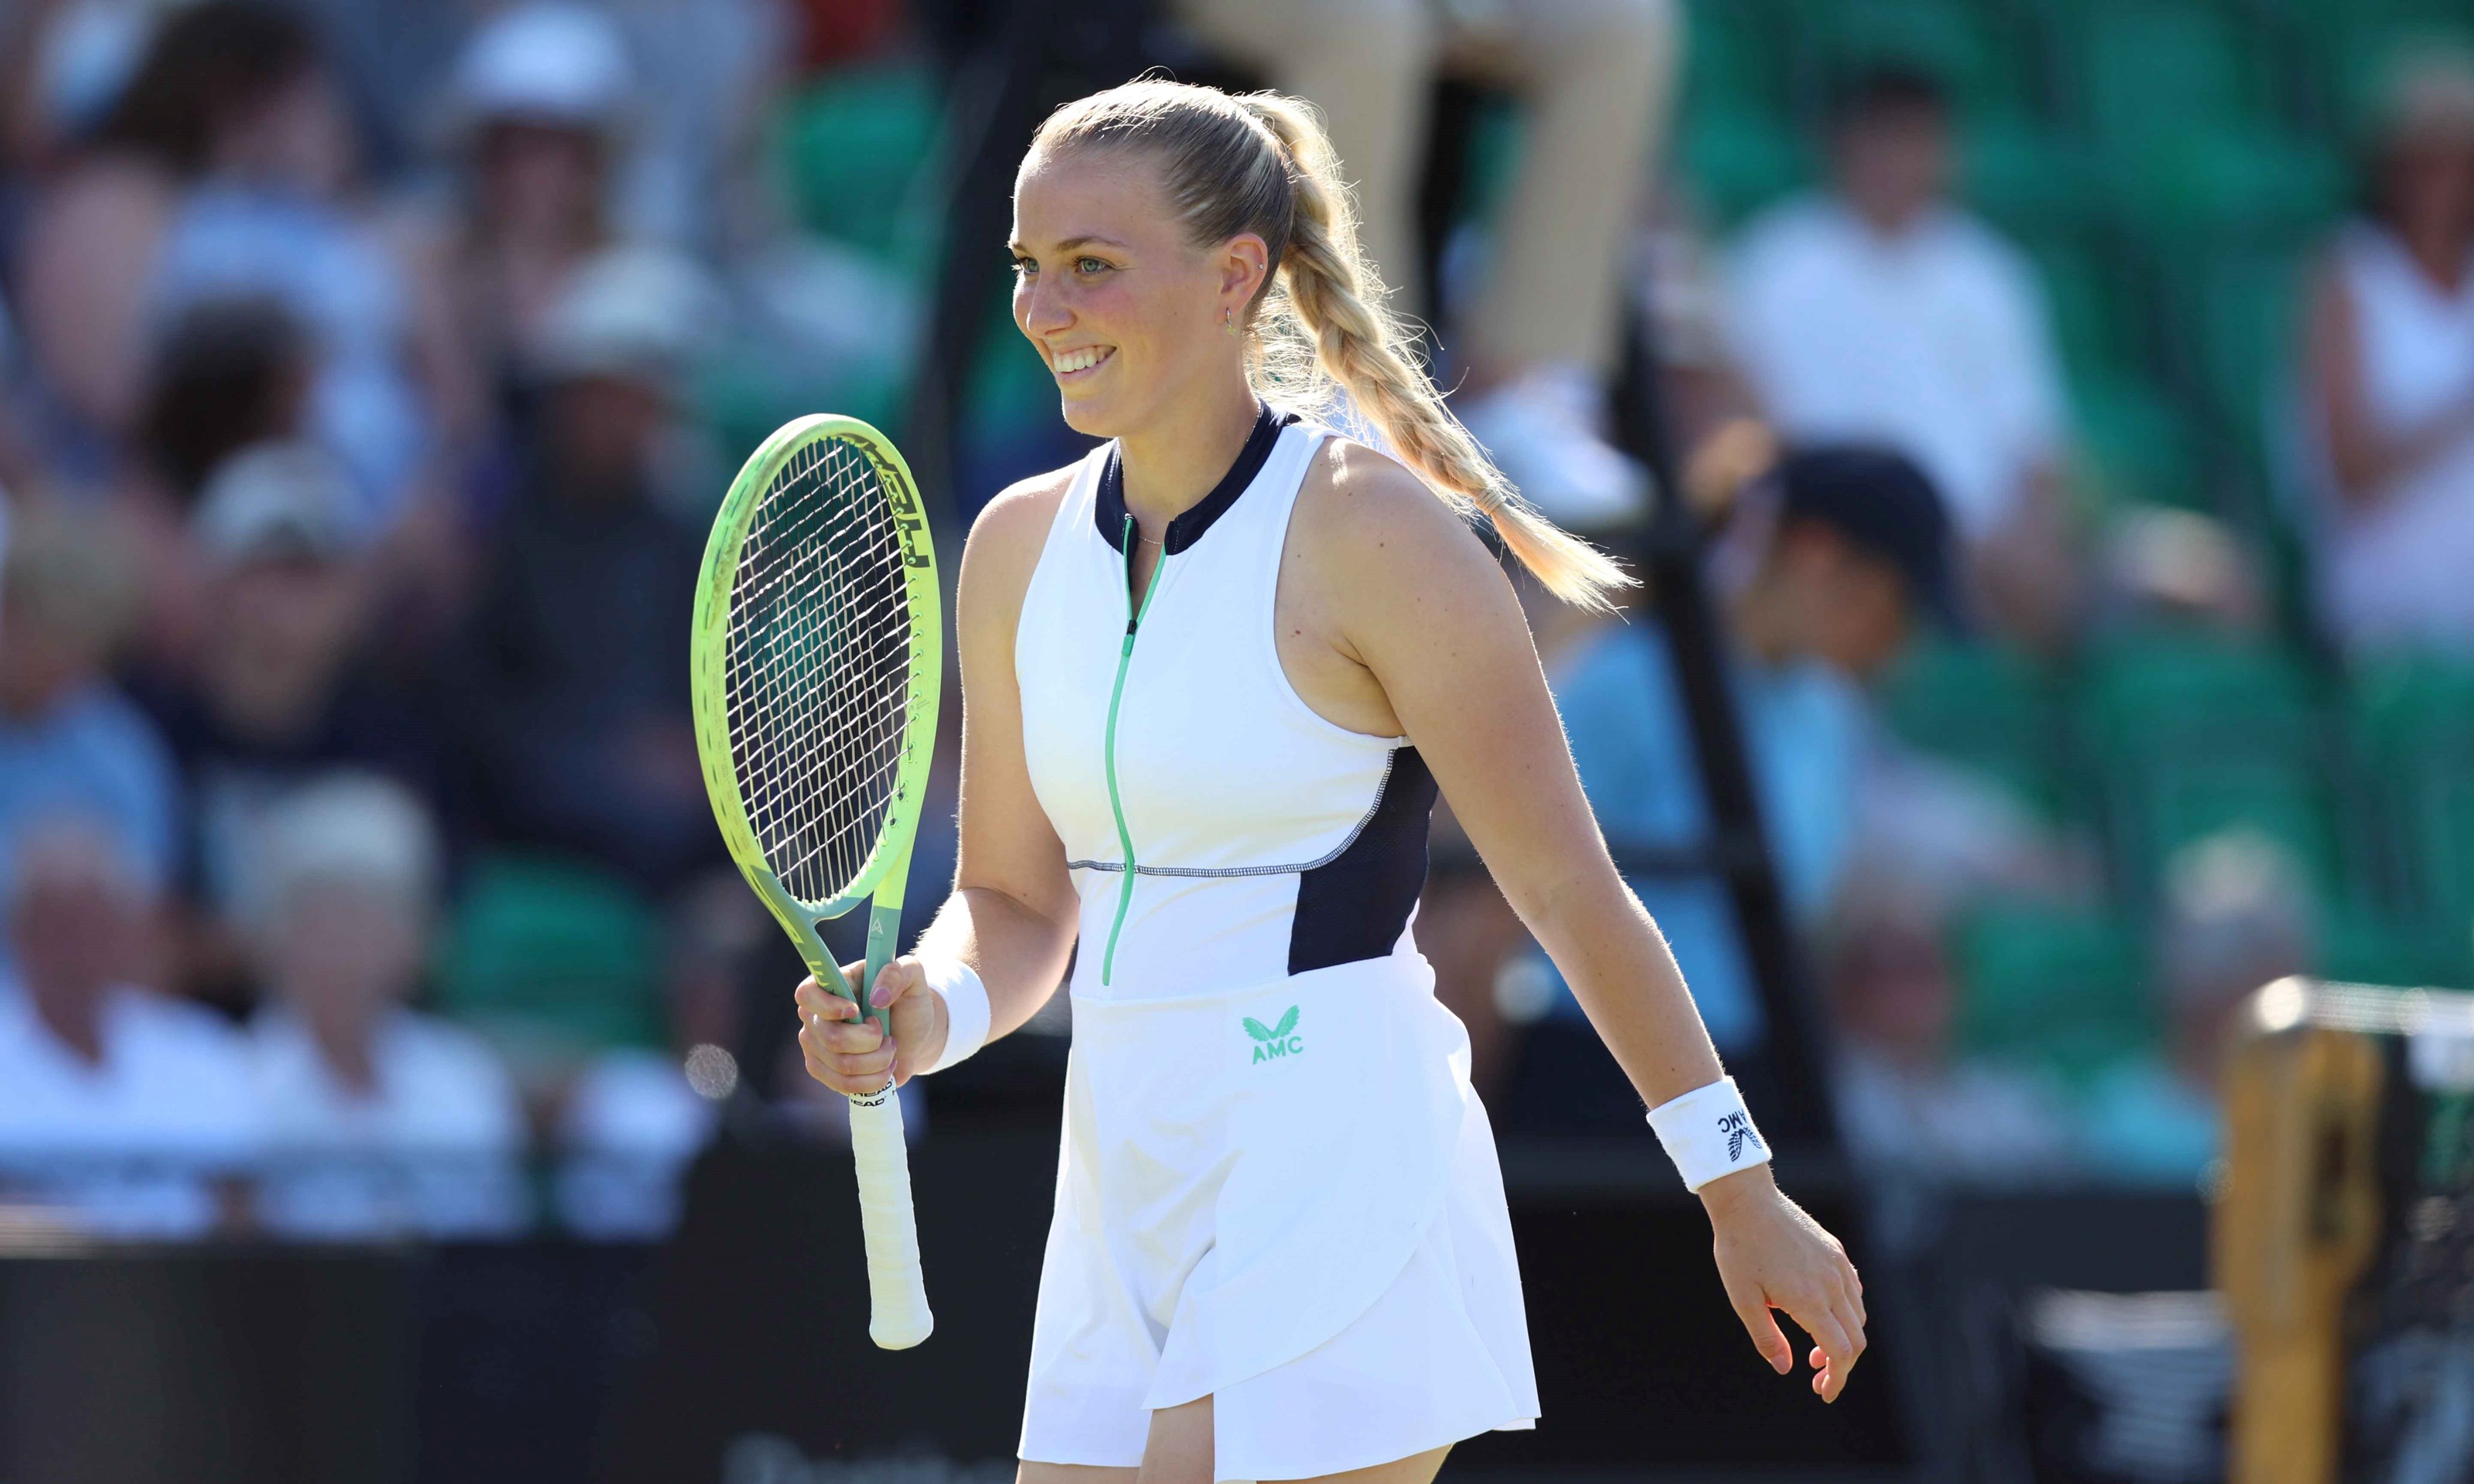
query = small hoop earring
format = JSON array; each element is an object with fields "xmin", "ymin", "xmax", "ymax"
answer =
[{"xmin": 1224, "ymin": 307, "xmax": 1239, "ymax": 338}]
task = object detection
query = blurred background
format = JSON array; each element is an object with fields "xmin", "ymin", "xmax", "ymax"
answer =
[{"xmin": 0, "ymin": 0, "xmax": 2470, "ymax": 1480}]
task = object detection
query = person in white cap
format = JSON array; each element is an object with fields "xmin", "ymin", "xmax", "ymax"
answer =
[
  {"xmin": 440, "ymin": 2, "xmax": 634, "ymax": 401},
  {"xmin": 137, "ymin": 439, "xmax": 441, "ymax": 1012},
  {"xmin": 244, "ymin": 771, "xmax": 530, "ymax": 1240},
  {"xmin": 453, "ymin": 245, "xmax": 719, "ymax": 890},
  {"xmin": 0, "ymin": 813, "xmax": 263, "ymax": 1239}
]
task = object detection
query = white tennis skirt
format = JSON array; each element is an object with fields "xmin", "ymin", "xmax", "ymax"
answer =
[{"xmin": 1017, "ymin": 953, "xmax": 1539, "ymax": 1481}]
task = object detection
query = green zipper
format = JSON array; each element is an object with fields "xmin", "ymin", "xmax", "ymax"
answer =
[{"xmin": 1101, "ymin": 513, "xmax": 1166, "ymax": 985}]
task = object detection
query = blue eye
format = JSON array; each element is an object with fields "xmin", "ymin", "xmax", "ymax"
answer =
[
  {"xmin": 1011, "ymin": 257, "xmax": 1036, "ymax": 277},
  {"xmin": 1075, "ymin": 257, "xmax": 1109, "ymax": 276}
]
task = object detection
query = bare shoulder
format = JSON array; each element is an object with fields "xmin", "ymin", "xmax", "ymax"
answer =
[
  {"xmin": 957, "ymin": 462, "xmax": 1079, "ymax": 638},
  {"xmin": 1293, "ymin": 437, "xmax": 1513, "ymax": 604}
]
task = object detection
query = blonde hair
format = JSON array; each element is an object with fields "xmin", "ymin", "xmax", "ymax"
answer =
[{"xmin": 1029, "ymin": 80, "xmax": 1631, "ymax": 610}]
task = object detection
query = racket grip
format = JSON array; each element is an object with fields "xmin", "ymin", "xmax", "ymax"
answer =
[{"xmin": 848, "ymin": 1081, "xmax": 933, "ymax": 1349}]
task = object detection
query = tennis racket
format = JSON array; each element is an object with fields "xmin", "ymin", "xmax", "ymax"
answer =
[{"xmin": 690, "ymin": 414, "xmax": 942, "ymax": 1350}]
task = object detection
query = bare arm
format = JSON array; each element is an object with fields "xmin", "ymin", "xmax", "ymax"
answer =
[
  {"xmin": 2309, "ymin": 259, "xmax": 2474, "ymax": 507},
  {"xmin": 1969, "ymin": 455, "xmax": 2078, "ymax": 653},
  {"xmin": 797, "ymin": 472, "xmax": 1082, "ymax": 1089},
  {"xmin": 1299, "ymin": 444, "xmax": 1867, "ymax": 1401},
  {"xmin": 1307, "ymin": 458, "xmax": 1720, "ymax": 1103}
]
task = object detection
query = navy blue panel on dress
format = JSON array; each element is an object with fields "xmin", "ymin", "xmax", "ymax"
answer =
[{"xmin": 1287, "ymin": 747, "xmax": 1437, "ymax": 975}]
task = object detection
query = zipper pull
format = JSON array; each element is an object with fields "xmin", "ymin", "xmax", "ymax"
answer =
[{"xmin": 1122, "ymin": 514, "xmax": 1143, "ymax": 648}]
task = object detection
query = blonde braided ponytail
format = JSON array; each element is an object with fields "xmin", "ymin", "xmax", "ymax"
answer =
[{"xmin": 1032, "ymin": 80, "xmax": 1631, "ymax": 611}]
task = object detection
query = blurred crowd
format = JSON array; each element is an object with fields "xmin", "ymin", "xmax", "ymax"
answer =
[
  {"xmin": 0, "ymin": 0, "xmax": 2468, "ymax": 1242},
  {"xmin": 0, "ymin": 0, "xmax": 857, "ymax": 1240}
]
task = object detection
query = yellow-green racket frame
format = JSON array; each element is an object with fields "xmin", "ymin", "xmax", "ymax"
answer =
[{"xmin": 690, "ymin": 413, "xmax": 942, "ymax": 1348}]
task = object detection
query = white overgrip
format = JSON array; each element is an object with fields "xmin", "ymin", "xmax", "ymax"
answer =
[{"xmin": 848, "ymin": 1082, "xmax": 933, "ymax": 1348}]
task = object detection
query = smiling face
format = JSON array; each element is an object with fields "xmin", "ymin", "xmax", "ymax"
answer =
[{"xmin": 1010, "ymin": 146, "xmax": 1269, "ymax": 439}]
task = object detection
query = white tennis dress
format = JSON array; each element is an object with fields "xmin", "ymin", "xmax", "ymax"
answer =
[{"xmin": 1013, "ymin": 407, "xmax": 1539, "ymax": 1480}]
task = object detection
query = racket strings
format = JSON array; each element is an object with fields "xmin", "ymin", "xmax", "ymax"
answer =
[
  {"xmin": 758, "ymin": 451, "xmax": 912, "ymax": 889},
  {"xmin": 737, "ymin": 452, "xmax": 911, "ymax": 897},
  {"xmin": 724, "ymin": 435, "xmax": 918, "ymax": 904}
]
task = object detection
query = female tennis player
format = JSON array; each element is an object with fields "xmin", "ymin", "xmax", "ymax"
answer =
[{"xmin": 795, "ymin": 79, "xmax": 1866, "ymax": 1484}]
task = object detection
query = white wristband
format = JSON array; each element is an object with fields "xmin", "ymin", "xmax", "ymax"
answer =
[
  {"xmin": 918, "ymin": 958, "xmax": 990, "ymax": 1075},
  {"xmin": 1645, "ymin": 1076, "xmax": 1770, "ymax": 1193}
]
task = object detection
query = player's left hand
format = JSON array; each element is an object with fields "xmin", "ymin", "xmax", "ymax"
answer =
[{"xmin": 1700, "ymin": 1166, "xmax": 1867, "ymax": 1402}]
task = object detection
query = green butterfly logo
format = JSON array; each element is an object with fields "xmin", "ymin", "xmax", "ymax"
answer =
[{"xmin": 1244, "ymin": 1006, "xmax": 1303, "ymax": 1064}]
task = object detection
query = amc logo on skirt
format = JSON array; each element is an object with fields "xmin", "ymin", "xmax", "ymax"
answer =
[{"xmin": 1242, "ymin": 1006, "xmax": 1303, "ymax": 1065}]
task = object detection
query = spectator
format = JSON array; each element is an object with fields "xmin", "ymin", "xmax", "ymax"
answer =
[
  {"xmin": 15, "ymin": 1, "xmax": 477, "ymax": 522},
  {"xmin": 1491, "ymin": 448, "xmax": 1952, "ymax": 1128},
  {"xmin": 112, "ymin": 296, "xmax": 317, "ymax": 665},
  {"xmin": 2080, "ymin": 832, "xmax": 2317, "ymax": 1187},
  {"xmin": 591, "ymin": 0, "xmax": 794, "ymax": 258},
  {"xmin": 0, "ymin": 505, "xmax": 178, "ymax": 916},
  {"xmin": 2302, "ymin": 45, "xmax": 2474, "ymax": 655},
  {"xmin": 1822, "ymin": 868, "xmax": 2075, "ymax": 1184},
  {"xmin": 245, "ymin": 773, "xmax": 528, "ymax": 1240},
  {"xmin": 1729, "ymin": 67, "xmax": 2077, "ymax": 648},
  {"xmin": 436, "ymin": 2, "xmax": 629, "ymax": 416},
  {"xmin": 1173, "ymin": 0, "xmax": 1675, "ymax": 530},
  {"xmin": 1632, "ymin": 184, "xmax": 1775, "ymax": 523},
  {"xmin": 131, "ymin": 441, "xmax": 438, "ymax": 1006},
  {"xmin": 454, "ymin": 246, "xmax": 720, "ymax": 890},
  {"xmin": 0, "ymin": 815, "xmax": 260, "ymax": 1238},
  {"xmin": 551, "ymin": 877, "xmax": 747, "ymax": 1240}
]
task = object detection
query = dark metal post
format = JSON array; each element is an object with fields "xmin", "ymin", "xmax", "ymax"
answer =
[{"xmin": 1608, "ymin": 315, "xmax": 1842, "ymax": 1149}]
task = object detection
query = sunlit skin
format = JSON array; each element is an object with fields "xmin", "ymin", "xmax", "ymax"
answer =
[
  {"xmin": 1835, "ymin": 103, "xmax": 1950, "ymax": 238},
  {"xmin": 1008, "ymin": 148, "xmax": 1271, "ymax": 550},
  {"xmin": 264, "ymin": 883, "xmax": 426, "ymax": 1098},
  {"xmin": 199, "ymin": 555, "xmax": 363, "ymax": 744},
  {"xmin": 1734, "ymin": 528, "xmax": 1915, "ymax": 682},
  {"xmin": 794, "ymin": 128, "xmax": 1871, "ymax": 1482}
]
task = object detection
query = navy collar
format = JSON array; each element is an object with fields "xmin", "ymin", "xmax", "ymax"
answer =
[{"xmin": 1096, "ymin": 404, "xmax": 1300, "ymax": 555}]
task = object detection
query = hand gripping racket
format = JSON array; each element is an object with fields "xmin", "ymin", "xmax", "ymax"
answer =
[{"xmin": 690, "ymin": 414, "xmax": 941, "ymax": 1349}]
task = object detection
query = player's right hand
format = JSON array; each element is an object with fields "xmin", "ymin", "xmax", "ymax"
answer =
[{"xmin": 793, "ymin": 956, "xmax": 949, "ymax": 1096}]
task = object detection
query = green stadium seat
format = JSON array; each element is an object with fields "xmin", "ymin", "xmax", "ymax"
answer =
[
  {"xmin": 2318, "ymin": 904, "xmax": 2473, "ymax": 990},
  {"xmin": 2073, "ymin": 373, "xmax": 2205, "ymax": 509},
  {"xmin": 2139, "ymin": 245, "xmax": 2315, "ymax": 497},
  {"xmin": 2128, "ymin": 757, "xmax": 2343, "ymax": 900},
  {"xmin": 2074, "ymin": 5, "xmax": 2345, "ymax": 235},
  {"xmin": 1801, "ymin": 0, "xmax": 2037, "ymax": 118},
  {"xmin": 2078, "ymin": 633, "xmax": 2319, "ymax": 751},
  {"xmin": 1678, "ymin": 104, "xmax": 1813, "ymax": 227},
  {"xmin": 1965, "ymin": 121, "xmax": 2100, "ymax": 241},
  {"xmin": 1882, "ymin": 640, "xmax": 2069, "ymax": 815},
  {"xmin": 1683, "ymin": 0, "xmax": 1790, "ymax": 120},
  {"xmin": 2026, "ymin": 237, "xmax": 2137, "ymax": 387},
  {"xmin": 2078, "ymin": 4, "xmax": 2268, "ymax": 149},
  {"xmin": 968, "ymin": 285, "xmax": 1065, "ymax": 442},
  {"xmin": 775, "ymin": 63, "xmax": 945, "ymax": 264},
  {"xmin": 2077, "ymin": 636, "xmax": 2343, "ymax": 900},
  {"xmin": 2350, "ymin": 659, "xmax": 2474, "ymax": 935},
  {"xmin": 434, "ymin": 853, "xmax": 668, "ymax": 1064},
  {"xmin": 1952, "ymin": 901, "xmax": 2153, "ymax": 1083}
]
